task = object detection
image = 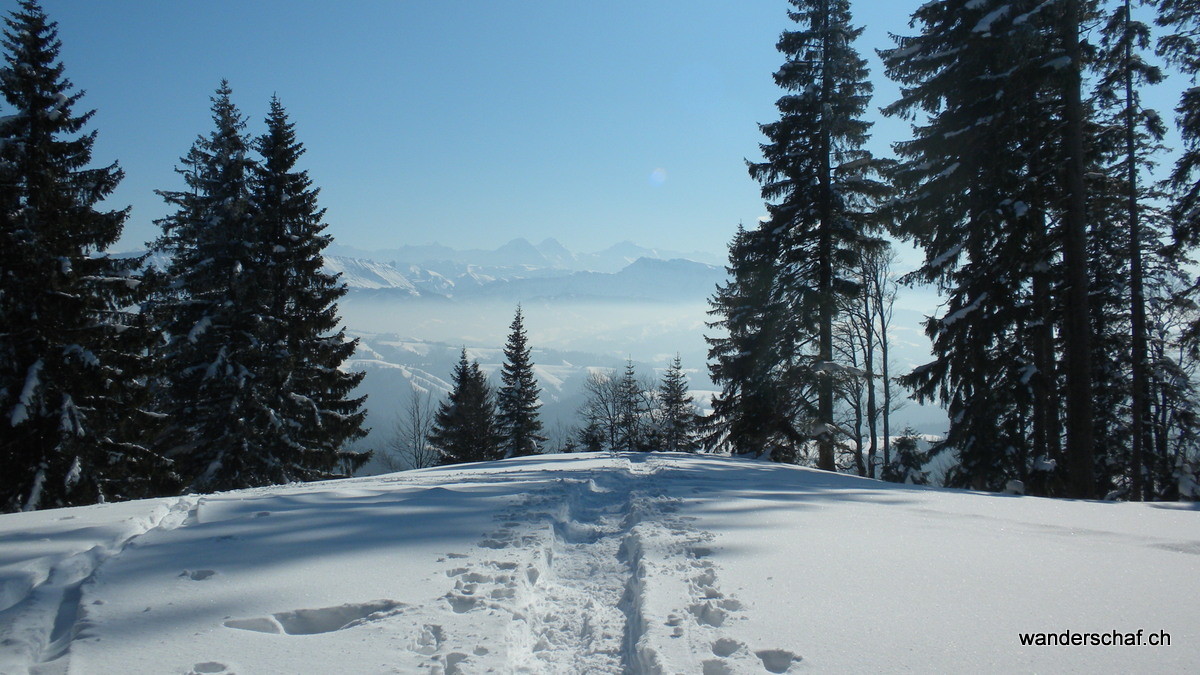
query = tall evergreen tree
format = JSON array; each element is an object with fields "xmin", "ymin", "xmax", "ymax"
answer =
[
  {"xmin": 712, "ymin": 0, "xmax": 887, "ymax": 469},
  {"xmin": 1094, "ymin": 0, "xmax": 1167, "ymax": 498},
  {"xmin": 150, "ymin": 82, "xmax": 275, "ymax": 492},
  {"xmin": 1158, "ymin": 0, "xmax": 1200, "ymax": 259},
  {"xmin": 881, "ymin": 0, "xmax": 1091, "ymax": 493},
  {"xmin": 707, "ymin": 225, "xmax": 804, "ymax": 461},
  {"xmin": 250, "ymin": 95, "xmax": 368, "ymax": 479},
  {"xmin": 656, "ymin": 355, "xmax": 701, "ymax": 453},
  {"xmin": 496, "ymin": 306, "xmax": 544, "ymax": 457},
  {"xmin": 430, "ymin": 349, "xmax": 502, "ymax": 465},
  {"xmin": 0, "ymin": 0, "xmax": 171, "ymax": 511}
]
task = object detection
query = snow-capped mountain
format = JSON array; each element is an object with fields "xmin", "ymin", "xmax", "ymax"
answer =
[
  {"xmin": 324, "ymin": 254, "xmax": 727, "ymax": 303},
  {"xmin": 325, "ymin": 237, "xmax": 725, "ymax": 273}
]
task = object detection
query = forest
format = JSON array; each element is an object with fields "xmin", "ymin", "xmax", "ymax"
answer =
[{"xmin": 3, "ymin": 0, "xmax": 1200, "ymax": 513}]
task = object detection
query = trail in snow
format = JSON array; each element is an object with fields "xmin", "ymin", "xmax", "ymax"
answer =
[
  {"xmin": 0, "ymin": 495, "xmax": 201, "ymax": 674},
  {"xmin": 7, "ymin": 453, "xmax": 1193, "ymax": 673},
  {"xmin": 402, "ymin": 453, "xmax": 797, "ymax": 674}
]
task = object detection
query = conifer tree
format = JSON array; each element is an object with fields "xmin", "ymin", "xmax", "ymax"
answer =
[
  {"xmin": 0, "ymin": 0, "xmax": 171, "ymax": 511},
  {"xmin": 250, "ymin": 96, "xmax": 368, "ymax": 479},
  {"xmin": 881, "ymin": 0, "xmax": 1089, "ymax": 492},
  {"xmin": 712, "ymin": 0, "xmax": 887, "ymax": 469},
  {"xmin": 1158, "ymin": 0, "xmax": 1200, "ymax": 259},
  {"xmin": 656, "ymin": 355, "xmax": 700, "ymax": 453},
  {"xmin": 496, "ymin": 306, "xmax": 544, "ymax": 457},
  {"xmin": 150, "ymin": 82, "xmax": 274, "ymax": 492},
  {"xmin": 431, "ymin": 349, "xmax": 502, "ymax": 465},
  {"xmin": 707, "ymin": 225, "xmax": 805, "ymax": 461},
  {"xmin": 615, "ymin": 359, "xmax": 649, "ymax": 452},
  {"xmin": 1093, "ymin": 0, "xmax": 1166, "ymax": 498},
  {"xmin": 881, "ymin": 427, "xmax": 929, "ymax": 486}
]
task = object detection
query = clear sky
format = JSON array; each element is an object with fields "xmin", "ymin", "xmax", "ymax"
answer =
[{"xmin": 36, "ymin": 0, "xmax": 1187, "ymax": 257}]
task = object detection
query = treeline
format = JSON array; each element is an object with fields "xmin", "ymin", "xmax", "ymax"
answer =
[
  {"xmin": 0, "ymin": 1, "xmax": 366, "ymax": 512},
  {"xmin": 707, "ymin": 0, "xmax": 1200, "ymax": 500},
  {"xmin": 386, "ymin": 307, "xmax": 704, "ymax": 469}
]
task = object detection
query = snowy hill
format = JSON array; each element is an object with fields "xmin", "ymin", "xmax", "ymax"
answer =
[{"xmin": 1, "ymin": 453, "xmax": 1196, "ymax": 674}]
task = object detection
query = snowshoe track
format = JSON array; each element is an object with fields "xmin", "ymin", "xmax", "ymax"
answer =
[
  {"xmin": 413, "ymin": 453, "xmax": 796, "ymax": 674},
  {"xmin": 0, "ymin": 495, "xmax": 202, "ymax": 673}
]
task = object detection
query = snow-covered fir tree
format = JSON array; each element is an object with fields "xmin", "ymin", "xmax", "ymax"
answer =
[
  {"xmin": 881, "ymin": 427, "xmax": 929, "ymax": 486},
  {"xmin": 655, "ymin": 355, "xmax": 701, "ymax": 453},
  {"xmin": 150, "ymin": 82, "xmax": 277, "ymax": 492},
  {"xmin": 496, "ymin": 306, "xmax": 544, "ymax": 457},
  {"xmin": 1092, "ymin": 0, "xmax": 1166, "ymax": 499},
  {"xmin": 431, "ymin": 349, "xmax": 502, "ymax": 465},
  {"xmin": 707, "ymin": 225, "xmax": 801, "ymax": 460},
  {"xmin": 881, "ymin": 0, "xmax": 1098, "ymax": 494},
  {"xmin": 1158, "ymin": 0, "xmax": 1200, "ymax": 261},
  {"xmin": 249, "ymin": 95, "xmax": 368, "ymax": 479},
  {"xmin": 709, "ymin": 0, "xmax": 888, "ymax": 468},
  {"xmin": 0, "ymin": 0, "xmax": 172, "ymax": 511}
]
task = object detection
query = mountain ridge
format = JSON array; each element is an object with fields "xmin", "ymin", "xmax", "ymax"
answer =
[{"xmin": 326, "ymin": 237, "xmax": 725, "ymax": 273}]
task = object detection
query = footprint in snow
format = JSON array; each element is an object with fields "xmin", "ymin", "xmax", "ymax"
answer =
[
  {"xmin": 181, "ymin": 569, "xmax": 217, "ymax": 581},
  {"xmin": 756, "ymin": 648, "xmax": 802, "ymax": 673},
  {"xmin": 223, "ymin": 599, "xmax": 406, "ymax": 635},
  {"xmin": 702, "ymin": 659, "xmax": 736, "ymax": 675},
  {"xmin": 711, "ymin": 637, "xmax": 744, "ymax": 657},
  {"xmin": 188, "ymin": 662, "xmax": 229, "ymax": 674}
]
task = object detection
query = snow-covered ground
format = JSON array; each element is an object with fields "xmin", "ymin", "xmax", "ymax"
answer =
[{"xmin": 1, "ymin": 453, "xmax": 1196, "ymax": 674}]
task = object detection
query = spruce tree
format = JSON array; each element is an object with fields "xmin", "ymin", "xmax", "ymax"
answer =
[
  {"xmin": 714, "ymin": 0, "xmax": 888, "ymax": 469},
  {"xmin": 1092, "ymin": 0, "xmax": 1167, "ymax": 498},
  {"xmin": 0, "ymin": 0, "xmax": 171, "ymax": 511},
  {"xmin": 657, "ymin": 355, "xmax": 700, "ymax": 453},
  {"xmin": 707, "ymin": 225, "xmax": 805, "ymax": 461},
  {"xmin": 881, "ymin": 427, "xmax": 929, "ymax": 486},
  {"xmin": 615, "ymin": 359, "xmax": 650, "ymax": 452},
  {"xmin": 250, "ymin": 95, "xmax": 368, "ymax": 479},
  {"xmin": 881, "ymin": 0, "xmax": 1090, "ymax": 492},
  {"xmin": 150, "ymin": 82, "xmax": 274, "ymax": 492},
  {"xmin": 496, "ymin": 306, "xmax": 544, "ymax": 457},
  {"xmin": 1158, "ymin": 0, "xmax": 1200, "ymax": 257},
  {"xmin": 431, "ymin": 349, "xmax": 502, "ymax": 465}
]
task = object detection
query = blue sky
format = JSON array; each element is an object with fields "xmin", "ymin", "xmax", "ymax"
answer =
[
  {"xmin": 43, "ymin": 0, "xmax": 913, "ymax": 256},
  {"xmin": 38, "ymin": 0, "xmax": 1187, "ymax": 257}
]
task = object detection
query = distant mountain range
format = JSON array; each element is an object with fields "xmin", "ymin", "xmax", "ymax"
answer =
[
  {"xmin": 325, "ymin": 237, "xmax": 726, "ymax": 274},
  {"xmin": 324, "ymin": 243, "xmax": 729, "ymax": 304}
]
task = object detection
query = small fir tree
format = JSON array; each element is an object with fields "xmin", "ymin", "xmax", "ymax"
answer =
[
  {"xmin": 496, "ymin": 306, "xmax": 545, "ymax": 457},
  {"xmin": 657, "ymin": 355, "xmax": 700, "ymax": 453},
  {"xmin": 431, "ymin": 349, "xmax": 502, "ymax": 465},
  {"xmin": 615, "ymin": 359, "xmax": 650, "ymax": 452},
  {"xmin": 881, "ymin": 427, "xmax": 929, "ymax": 485}
]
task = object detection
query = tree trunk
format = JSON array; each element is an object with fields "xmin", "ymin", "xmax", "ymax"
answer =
[
  {"xmin": 1061, "ymin": 0, "xmax": 1096, "ymax": 499},
  {"xmin": 816, "ymin": 0, "xmax": 836, "ymax": 471},
  {"xmin": 1123, "ymin": 0, "xmax": 1151, "ymax": 502}
]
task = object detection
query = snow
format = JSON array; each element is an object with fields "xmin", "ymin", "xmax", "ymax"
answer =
[
  {"xmin": 928, "ymin": 241, "xmax": 964, "ymax": 270},
  {"xmin": 10, "ymin": 359, "xmax": 43, "ymax": 426},
  {"xmin": 1, "ymin": 453, "xmax": 1197, "ymax": 674},
  {"xmin": 941, "ymin": 292, "xmax": 988, "ymax": 327},
  {"xmin": 973, "ymin": 5, "xmax": 1011, "ymax": 34},
  {"xmin": 187, "ymin": 316, "xmax": 212, "ymax": 344}
]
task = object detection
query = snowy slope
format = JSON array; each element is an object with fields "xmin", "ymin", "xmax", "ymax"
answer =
[{"xmin": 2, "ymin": 453, "xmax": 1196, "ymax": 674}]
